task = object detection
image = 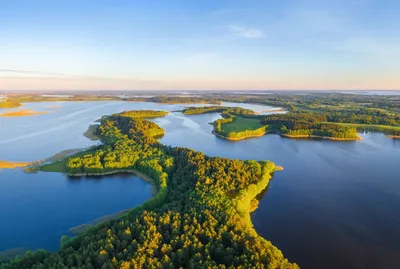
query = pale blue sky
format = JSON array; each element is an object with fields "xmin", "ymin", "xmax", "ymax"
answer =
[{"xmin": 1, "ymin": 0, "xmax": 399, "ymax": 90}]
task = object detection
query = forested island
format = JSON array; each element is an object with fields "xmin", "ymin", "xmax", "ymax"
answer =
[
  {"xmin": 184, "ymin": 96, "xmax": 400, "ymax": 140},
  {"xmin": 0, "ymin": 110, "xmax": 297, "ymax": 269},
  {"xmin": 119, "ymin": 110, "xmax": 168, "ymax": 118},
  {"xmin": 183, "ymin": 106, "xmax": 360, "ymax": 141}
]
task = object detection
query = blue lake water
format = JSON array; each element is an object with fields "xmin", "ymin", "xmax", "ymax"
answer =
[{"xmin": 1, "ymin": 101, "xmax": 399, "ymax": 269}]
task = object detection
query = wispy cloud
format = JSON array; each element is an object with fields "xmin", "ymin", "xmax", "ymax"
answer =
[{"xmin": 228, "ymin": 25, "xmax": 264, "ymax": 39}]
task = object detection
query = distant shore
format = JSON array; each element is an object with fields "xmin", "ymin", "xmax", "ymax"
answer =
[{"xmin": 67, "ymin": 169, "xmax": 154, "ymax": 183}]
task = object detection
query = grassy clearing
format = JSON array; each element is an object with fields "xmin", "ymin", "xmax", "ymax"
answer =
[{"xmin": 221, "ymin": 116, "xmax": 264, "ymax": 133}]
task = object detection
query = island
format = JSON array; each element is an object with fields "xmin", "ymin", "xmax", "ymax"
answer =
[{"xmin": 183, "ymin": 105, "xmax": 400, "ymax": 141}]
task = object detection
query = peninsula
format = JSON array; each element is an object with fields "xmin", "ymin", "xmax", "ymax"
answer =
[{"xmin": 2, "ymin": 110, "xmax": 298, "ymax": 268}]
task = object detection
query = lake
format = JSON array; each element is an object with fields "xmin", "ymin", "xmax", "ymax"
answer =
[{"xmin": 1, "ymin": 101, "xmax": 399, "ymax": 269}]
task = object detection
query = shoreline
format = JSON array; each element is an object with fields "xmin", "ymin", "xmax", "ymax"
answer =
[
  {"xmin": 67, "ymin": 169, "xmax": 156, "ymax": 235},
  {"xmin": 212, "ymin": 130, "xmax": 267, "ymax": 141},
  {"xmin": 212, "ymin": 129, "xmax": 362, "ymax": 141},
  {"xmin": 388, "ymin": 135, "xmax": 400, "ymax": 139},
  {"xmin": 281, "ymin": 134, "xmax": 362, "ymax": 141},
  {"xmin": 67, "ymin": 169, "xmax": 154, "ymax": 183}
]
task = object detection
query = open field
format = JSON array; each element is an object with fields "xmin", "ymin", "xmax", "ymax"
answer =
[{"xmin": 220, "ymin": 116, "xmax": 264, "ymax": 133}]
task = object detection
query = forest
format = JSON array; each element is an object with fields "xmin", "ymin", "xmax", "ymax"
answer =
[
  {"xmin": 0, "ymin": 111, "xmax": 298, "ymax": 269},
  {"xmin": 119, "ymin": 110, "xmax": 168, "ymax": 118},
  {"xmin": 185, "ymin": 102, "xmax": 399, "ymax": 139},
  {"xmin": 185, "ymin": 106, "xmax": 359, "ymax": 140},
  {"xmin": 183, "ymin": 106, "xmax": 254, "ymax": 116},
  {"xmin": 260, "ymin": 113, "xmax": 358, "ymax": 139}
]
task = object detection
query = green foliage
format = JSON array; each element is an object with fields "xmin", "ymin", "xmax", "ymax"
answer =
[
  {"xmin": 262, "ymin": 113, "xmax": 358, "ymax": 139},
  {"xmin": 1, "ymin": 110, "xmax": 298, "ymax": 269},
  {"xmin": 183, "ymin": 106, "xmax": 254, "ymax": 115},
  {"xmin": 213, "ymin": 116, "xmax": 267, "ymax": 140},
  {"xmin": 119, "ymin": 110, "xmax": 168, "ymax": 118},
  {"xmin": 0, "ymin": 100, "xmax": 21, "ymax": 108}
]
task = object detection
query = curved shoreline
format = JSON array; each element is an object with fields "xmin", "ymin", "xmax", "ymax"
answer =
[
  {"xmin": 212, "ymin": 130, "xmax": 267, "ymax": 141},
  {"xmin": 67, "ymin": 169, "xmax": 153, "ymax": 183},
  {"xmin": 67, "ymin": 169, "xmax": 157, "ymax": 235},
  {"xmin": 281, "ymin": 133, "xmax": 363, "ymax": 141},
  {"xmin": 212, "ymin": 129, "xmax": 362, "ymax": 141}
]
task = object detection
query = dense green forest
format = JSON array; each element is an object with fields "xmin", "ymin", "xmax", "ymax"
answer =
[
  {"xmin": 119, "ymin": 110, "xmax": 168, "ymax": 118},
  {"xmin": 183, "ymin": 106, "xmax": 254, "ymax": 116},
  {"xmin": 187, "ymin": 106, "xmax": 360, "ymax": 140},
  {"xmin": 0, "ymin": 100, "xmax": 21, "ymax": 108},
  {"xmin": 0, "ymin": 111, "xmax": 298, "ymax": 269},
  {"xmin": 261, "ymin": 113, "xmax": 359, "ymax": 139},
  {"xmin": 186, "ymin": 102, "xmax": 399, "ymax": 139}
]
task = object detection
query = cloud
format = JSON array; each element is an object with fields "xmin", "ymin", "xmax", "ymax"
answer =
[{"xmin": 228, "ymin": 25, "xmax": 264, "ymax": 39}]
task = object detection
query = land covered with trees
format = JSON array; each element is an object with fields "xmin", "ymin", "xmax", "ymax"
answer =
[
  {"xmin": 0, "ymin": 110, "xmax": 297, "ymax": 268},
  {"xmin": 184, "ymin": 93, "xmax": 400, "ymax": 140},
  {"xmin": 2, "ymin": 91, "xmax": 399, "ymax": 138},
  {"xmin": 119, "ymin": 110, "xmax": 168, "ymax": 118},
  {"xmin": 185, "ymin": 106, "xmax": 360, "ymax": 141},
  {"xmin": 183, "ymin": 106, "xmax": 254, "ymax": 116}
]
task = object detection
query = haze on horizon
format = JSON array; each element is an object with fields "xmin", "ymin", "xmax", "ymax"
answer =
[{"xmin": 1, "ymin": 0, "xmax": 399, "ymax": 91}]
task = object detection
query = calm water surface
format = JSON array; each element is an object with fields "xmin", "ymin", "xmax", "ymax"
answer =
[
  {"xmin": 155, "ymin": 112, "xmax": 400, "ymax": 269},
  {"xmin": 1, "ymin": 101, "xmax": 399, "ymax": 269}
]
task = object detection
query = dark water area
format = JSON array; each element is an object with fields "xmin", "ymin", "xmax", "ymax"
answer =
[
  {"xmin": 156, "ymin": 113, "xmax": 400, "ymax": 269},
  {"xmin": 0, "ymin": 170, "xmax": 152, "ymax": 252},
  {"xmin": 1, "ymin": 101, "xmax": 399, "ymax": 269}
]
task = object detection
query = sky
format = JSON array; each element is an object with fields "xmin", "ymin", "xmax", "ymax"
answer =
[{"xmin": 1, "ymin": 0, "xmax": 399, "ymax": 91}]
